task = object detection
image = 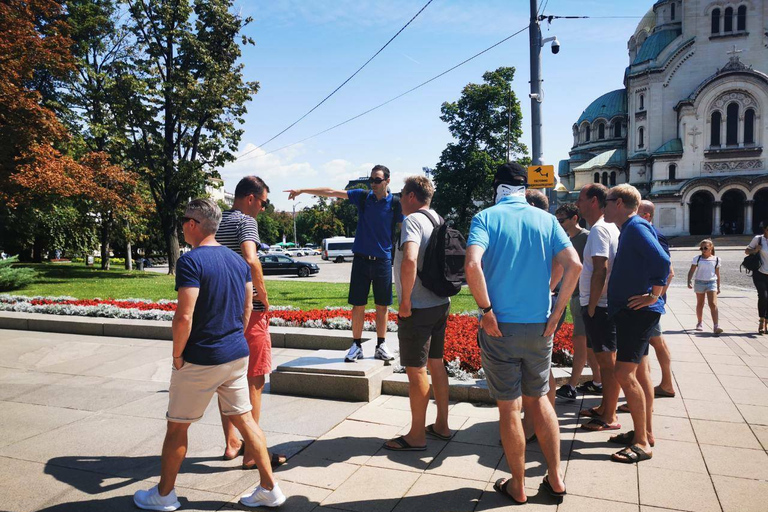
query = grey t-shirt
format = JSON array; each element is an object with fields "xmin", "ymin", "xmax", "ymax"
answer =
[
  {"xmin": 394, "ymin": 209, "xmax": 450, "ymax": 309},
  {"xmin": 570, "ymin": 227, "xmax": 590, "ymax": 297}
]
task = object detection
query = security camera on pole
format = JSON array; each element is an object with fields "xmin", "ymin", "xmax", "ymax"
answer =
[{"xmin": 528, "ymin": 0, "xmax": 560, "ymax": 211}]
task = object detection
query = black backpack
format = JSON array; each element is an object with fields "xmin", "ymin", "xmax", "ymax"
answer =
[
  {"xmin": 742, "ymin": 236, "xmax": 763, "ymax": 274},
  {"xmin": 413, "ymin": 210, "xmax": 466, "ymax": 297}
]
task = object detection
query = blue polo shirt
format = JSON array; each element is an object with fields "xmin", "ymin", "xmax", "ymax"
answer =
[
  {"xmin": 347, "ymin": 189, "xmax": 404, "ymax": 259},
  {"xmin": 467, "ymin": 195, "xmax": 572, "ymax": 323},
  {"xmin": 607, "ymin": 215, "xmax": 671, "ymax": 317}
]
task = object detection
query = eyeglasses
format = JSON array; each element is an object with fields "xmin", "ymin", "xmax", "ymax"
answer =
[
  {"xmin": 181, "ymin": 216, "xmax": 200, "ymax": 225},
  {"xmin": 700, "ymin": 247, "xmax": 710, "ymax": 251},
  {"xmin": 556, "ymin": 217, "xmax": 567, "ymax": 224},
  {"xmin": 257, "ymin": 197, "xmax": 270, "ymax": 208},
  {"xmin": 369, "ymin": 177, "xmax": 386, "ymax": 185}
]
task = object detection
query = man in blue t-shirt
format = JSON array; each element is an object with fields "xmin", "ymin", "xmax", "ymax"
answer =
[
  {"xmin": 465, "ymin": 162, "xmax": 581, "ymax": 505},
  {"xmin": 286, "ymin": 165, "xmax": 403, "ymax": 363},
  {"xmin": 133, "ymin": 199, "xmax": 286, "ymax": 511}
]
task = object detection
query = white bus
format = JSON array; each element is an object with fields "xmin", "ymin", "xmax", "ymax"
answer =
[{"xmin": 322, "ymin": 237, "xmax": 354, "ymax": 263}]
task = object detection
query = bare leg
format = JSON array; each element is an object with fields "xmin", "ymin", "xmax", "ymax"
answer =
[
  {"xmin": 589, "ymin": 351, "xmax": 619, "ymax": 424},
  {"xmin": 707, "ymin": 291, "xmax": 719, "ymax": 325},
  {"xmin": 695, "ymin": 293, "xmax": 705, "ymax": 324},
  {"xmin": 242, "ymin": 375, "xmax": 267, "ymax": 467},
  {"xmin": 614, "ymin": 361, "xmax": 652, "ymax": 453},
  {"xmin": 351, "ymin": 305, "xmax": 365, "ymax": 340},
  {"xmin": 636, "ymin": 356, "xmax": 654, "ymax": 444},
  {"xmin": 158, "ymin": 421, "xmax": 191, "ymax": 496},
  {"xmin": 568, "ymin": 335, "xmax": 588, "ymax": 387},
  {"xmin": 427, "ymin": 358, "xmax": 451, "ymax": 437},
  {"xmin": 523, "ymin": 371, "xmax": 555, "ymax": 438},
  {"xmin": 229, "ymin": 412, "xmax": 276, "ymax": 490},
  {"xmin": 219, "ymin": 398, "xmax": 242, "ymax": 459},
  {"xmin": 649, "ymin": 336, "xmax": 673, "ymax": 394},
  {"xmin": 586, "ymin": 347, "xmax": 602, "ymax": 384},
  {"xmin": 522, "ymin": 394, "xmax": 565, "ymax": 493},
  {"xmin": 375, "ymin": 304, "xmax": 388, "ymax": 339},
  {"xmin": 497, "ymin": 398, "xmax": 528, "ymax": 503},
  {"xmin": 387, "ymin": 366, "xmax": 429, "ymax": 448}
]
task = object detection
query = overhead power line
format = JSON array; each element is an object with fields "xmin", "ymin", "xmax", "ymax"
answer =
[
  {"xmin": 236, "ymin": 0, "xmax": 435, "ymax": 161},
  {"xmin": 237, "ymin": 25, "xmax": 530, "ymax": 163}
]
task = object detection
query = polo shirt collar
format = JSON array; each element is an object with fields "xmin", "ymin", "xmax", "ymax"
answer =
[
  {"xmin": 498, "ymin": 195, "xmax": 527, "ymax": 205},
  {"xmin": 368, "ymin": 191, "xmax": 391, "ymax": 203}
]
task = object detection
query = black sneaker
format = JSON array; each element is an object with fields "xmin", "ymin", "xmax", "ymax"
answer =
[
  {"xmin": 555, "ymin": 384, "xmax": 577, "ymax": 401},
  {"xmin": 576, "ymin": 380, "xmax": 603, "ymax": 395}
]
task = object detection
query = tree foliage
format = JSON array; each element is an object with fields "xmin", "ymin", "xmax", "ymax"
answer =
[
  {"xmin": 0, "ymin": 256, "xmax": 36, "ymax": 292},
  {"xmin": 430, "ymin": 67, "xmax": 528, "ymax": 234}
]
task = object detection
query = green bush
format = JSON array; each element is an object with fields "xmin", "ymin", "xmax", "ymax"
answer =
[{"xmin": 0, "ymin": 256, "xmax": 37, "ymax": 291}]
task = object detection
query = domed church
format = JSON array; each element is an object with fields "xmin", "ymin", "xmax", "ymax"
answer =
[{"xmin": 558, "ymin": 0, "xmax": 768, "ymax": 236}]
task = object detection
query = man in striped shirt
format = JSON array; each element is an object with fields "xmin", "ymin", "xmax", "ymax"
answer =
[{"xmin": 216, "ymin": 176, "xmax": 285, "ymax": 469}]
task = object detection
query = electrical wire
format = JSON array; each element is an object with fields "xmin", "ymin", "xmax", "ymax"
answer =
[
  {"xmin": 237, "ymin": 25, "xmax": 529, "ymax": 162},
  {"xmin": 235, "ymin": 0, "xmax": 435, "ymax": 161}
]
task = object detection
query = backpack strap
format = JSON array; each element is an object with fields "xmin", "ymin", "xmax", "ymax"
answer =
[
  {"xmin": 696, "ymin": 255, "xmax": 701, "ymax": 266},
  {"xmin": 414, "ymin": 209, "xmax": 440, "ymax": 228}
]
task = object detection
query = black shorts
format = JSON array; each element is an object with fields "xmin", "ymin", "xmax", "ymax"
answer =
[
  {"xmin": 582, "ymin": 306, "xmax": 617, "ymax": 353},
  {"xmin": 397, "ymin": 303, "xmax": 450, "ymax": 367},
  {"xmin": 348, "ymin": 255, "xmax": 393, "ymax": 306},
  {"xmin": 614, "ymin": 309, "xmax": 661, "ymax": 364}
]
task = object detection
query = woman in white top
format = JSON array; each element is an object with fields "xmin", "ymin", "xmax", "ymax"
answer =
[
  {"xmin": 687, "ymin": 239, "xmax": 722, "ymax": 334},
  {"xmin": 745, "ymin": 224, "xmax": 768, "ymax": 334}
]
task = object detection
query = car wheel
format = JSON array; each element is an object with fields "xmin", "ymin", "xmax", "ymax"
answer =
[
  {"xmin": 298, "ymin": 266, "xmax": 310, "ymax": 277},
  {"xmin": 335, "ymin": 256, "xmax": 344, "ymax": 263}
]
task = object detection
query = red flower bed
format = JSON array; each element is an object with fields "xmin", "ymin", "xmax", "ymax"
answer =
[{"xmin": 28, "ymin": 298, "xmax": 177, "ymax": 311}]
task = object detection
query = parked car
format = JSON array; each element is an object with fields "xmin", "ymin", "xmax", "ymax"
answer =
[
  {"xmin": 259, "ymin": 255, "xmax": 319, "ymax": 277},
  {"xmin": 268, "ymin": 245, "xmax": 285, "ymax": 254},
  {"xmin": 285, "ymin": 248, "xmax": 304, "ymax": 257},
  {"xmin": 322, "ymin": 236, "xmax": 354, "ymax": 262}
]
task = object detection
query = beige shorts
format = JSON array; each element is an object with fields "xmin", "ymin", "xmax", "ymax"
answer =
[{"xmin": 167, "ymin": 356, "xmax": 252, "ymax": 423}]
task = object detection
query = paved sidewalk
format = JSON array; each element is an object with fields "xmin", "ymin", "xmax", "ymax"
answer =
[{"xmin": 0, "ymin": 287, "xmax": 766, "ymax": 511}]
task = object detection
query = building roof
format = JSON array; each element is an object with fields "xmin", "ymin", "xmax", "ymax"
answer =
[
  {"xmin": 558, "ymin": 160, "xmax": 570, "ymax": 177},
  {"xmin": 652, "ymin": 138, "xmax": 683, "ymax": 156},
  {"xmin": 634, "ymin": 7, "xmax": 656, "ymax": 38},
  {"xmin": 576, "ymin": 89, "xmax": 627, "ymax": 125},
  {"xmin": 633, "ymin": 29, "xmax": 681, "ymax": 65},
  {"xmin": 573, "ymin": 149, "xmax": 627, "ymax": 172}
]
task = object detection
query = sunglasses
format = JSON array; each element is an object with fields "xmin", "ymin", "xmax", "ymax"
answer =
[
  {"xmin": 700, "ymin": 247, "xmax": 710, "ymax": 251},
  {"xmin": 369, "ymin": 177, "xmax": 386, "ymax": 185},
  {"xmin": 251, "ymin": 195, "xmax": 269, "ymax": 208},
  {"xmin": 556, "ymin": 217, "xmax": 568, "ymax": 224},
  {"xmin": 181, "ymin": 216, "xmax": 200, "ymax": 225}
]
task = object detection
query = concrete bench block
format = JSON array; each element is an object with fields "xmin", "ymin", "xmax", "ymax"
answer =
[
  {"xmin": 279, "ymin": 327, "xmax": 353, "ymax": 350},
  {"xmin": 27, "ymin": 316, "xmax": 104, "ymax": 336},
  {"xmin": 102, "ymin": 319, "xmax": 172, "ymax": 340},
  {"xmin": 0, "ymin": 311, "xmax": 31, "ymax": 330}
]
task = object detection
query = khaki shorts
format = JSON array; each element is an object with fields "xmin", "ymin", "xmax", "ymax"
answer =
[{"xmin": 167, "ymin": 356, "xmax": 252, "ymax": 423}]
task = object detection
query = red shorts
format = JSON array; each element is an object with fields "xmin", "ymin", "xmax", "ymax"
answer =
[{"xmin": 245, "ymin": 312, "xmax": 272, "ymax": 377}]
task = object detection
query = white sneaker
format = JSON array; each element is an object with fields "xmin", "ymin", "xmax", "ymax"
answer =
[
  {"xmin": 240, "ymin": 483, "xmax": 287, "ymax": 508},
  {"xmin": 714, "ymin": 325, "xmax": 723, "ymax": 335},
  {"xmin": 133, "ymin": 485, "xmax": 180, "ymax": 511},
  {"xmin": 344, "ymin": 343, "xmax": 363, "ymax": 362},
  {"xmin": 374, "ymin": 342, "xmax": 395, "ymax": 361},
  {"xmin": 695, "ymin": 322, "xmax": 703, "ymax": 331}
]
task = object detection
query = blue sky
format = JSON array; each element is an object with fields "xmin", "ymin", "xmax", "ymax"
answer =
[{"xmin": 221, "ymin": 0, "xmax": 650, "ymax": 211}]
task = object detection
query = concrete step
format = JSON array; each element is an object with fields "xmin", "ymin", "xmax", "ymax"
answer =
[{"xmin": 270, "ymin": 348, "xmax": 394, "ymax": 402}]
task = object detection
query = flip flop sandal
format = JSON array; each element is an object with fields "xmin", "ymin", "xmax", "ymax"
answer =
[
  {"xmin": 581, "ymin": 419, "xmax": 621, "ymax": 431},
  {"xmin": 383, "ymin": 435, "xmax": 427, "ymax": 452},
  {"xmin": 425, "ymin": 424, "xmax": 452, "ymax": 441},
  {"xmin": 608, "ymin": 431, "xmax": 656, "ymax": 447},
  {"xmin": 579, "ymin": 406, "xmax": 600, "ymax": 418},
  {"xmin": 222, "ymin": 439, "xmax": 245, "ymax": 461},
  {"xmin": 611, "ymin": 444, "xmax": 652, "ymax": 464},
  {"xmin": 541, "ymin": 475, "xmax": 567, "ymax": 504},
  {"xmin": 493, "ymin": 478, "xmax": 527, "ymax": 505},
  {"xmin": 617, "ymin": 404, "xmax": 631, "ymax": 413},
  {"xmin": 654, "ymin": 386, "xmax": 676, "ymax": 398}
]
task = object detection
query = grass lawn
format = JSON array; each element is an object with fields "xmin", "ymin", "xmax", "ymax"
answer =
[{"xmin": 9, "ymin": 263, "xmax": 573, "ymax": 320}]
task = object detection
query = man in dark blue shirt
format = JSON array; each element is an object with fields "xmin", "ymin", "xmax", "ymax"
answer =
[
  {"xmin": 133, "ymin": 199, "xmax": 286, "ymax": 511},
  {"xmin": 604, "ymin": 185, "xmax": 670, "ymax": 465},
  {"xmin": 286, "ymin": 165, "xmax": 403, "ymax": 363}
]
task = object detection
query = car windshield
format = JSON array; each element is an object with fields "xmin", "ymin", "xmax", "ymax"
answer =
[{"xmin": 328, "ymin": 242, "xmax": 353, "ymax": 250}]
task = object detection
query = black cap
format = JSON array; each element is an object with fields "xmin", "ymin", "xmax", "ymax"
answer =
[{"xmin": 494, "ymin": 162, "xmax": 527, "ymax": 187}]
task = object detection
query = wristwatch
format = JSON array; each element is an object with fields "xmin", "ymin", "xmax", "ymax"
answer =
[
  {"xmin": 479, "ymin": 305, "xmax": 493, "ymax": 314},
  {"xmin": 649, "ymin": 292, "xmax": 660, "ymax": 300}
]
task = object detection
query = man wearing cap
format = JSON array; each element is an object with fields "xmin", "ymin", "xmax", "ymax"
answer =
[{"xmin": 465, "ymin": 162, "xmax": 581, "ymax": 504}]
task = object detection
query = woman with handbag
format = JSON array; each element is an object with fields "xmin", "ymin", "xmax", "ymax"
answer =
[{"xmin": 746, "ymin": 225, "xmax": 768, "ymax": 334}]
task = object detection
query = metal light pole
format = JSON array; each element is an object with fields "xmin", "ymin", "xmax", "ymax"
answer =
[{"xmin": 292, "ymin": 202, "xmax": 302, "ymax": 247}]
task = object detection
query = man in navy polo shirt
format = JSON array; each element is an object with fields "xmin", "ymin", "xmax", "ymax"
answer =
[{"xmin": 286, "ymin": 165, "xmax": 403, "ymax": 362}]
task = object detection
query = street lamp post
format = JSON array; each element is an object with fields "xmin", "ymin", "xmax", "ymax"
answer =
[{"xmin": 292, "ymin": 202, "xmax": 302, "ymax": 248}]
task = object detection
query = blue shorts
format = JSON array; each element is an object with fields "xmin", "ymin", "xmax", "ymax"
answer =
[
  {"xmin": 348, "ymin": 255, "xmax": 393, "ymax": 306},
  {"xmin": 694, "ymin": 280, "xmax": 717, "ymax": 293}
]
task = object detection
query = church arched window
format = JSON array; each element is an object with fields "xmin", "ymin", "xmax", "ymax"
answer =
[
  {"xmin": 613, "ymin": 122, "xmax": 622, "ymax": 138},
  {"xmin": 724, "ymin": 7, "xmax": 733, "ymax": 32},
  {"xmin": 594, "ymin": 172, "xmax": 600, "ymax": 183},
  {"xmin": 585, "ymin": 125, "xmax": 591, "ymax": 142},
  {"xmin": 711, "ymin": 8, "xmax": 720, "ymax": 33},
  {"xmin": 601, "ymin": 172, "xmax": 608, "ymax": 186},
  {"xmin": 638, "ymin": 127, "xmax": 645, "ymax": 149},
  {"xmin": 610, "ymin": 171, "xmax": 617, "ymax": 186},
  {"xmin": 711, "ymin": 111, "xmax": 722, "ymax": 146},
  {"xmin": 744, "ymin": 109, "xmax": 755, "ymax": 145},
  {"xmin": 669, "ymin": 164, "xmax": 676, "ymax": 181},
  {"xmin": 737, "ymin": 5, "xmax": 746, "ymax": 31},
  {"xmin": 726, "ymin": 102, "xmax": 739, "ymax": 145},
  {"xmin": 598, "ymin": 123, "xmax": 605, "ymax": 140},
  {"xmin": 671, "ymin": 3, "xmax": 676, "ymax": 20},
  {"xmin": 639, "ymin": 94, "xmax": 645, "ymax": 111}
]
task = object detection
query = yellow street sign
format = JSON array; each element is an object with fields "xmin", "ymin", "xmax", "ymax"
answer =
[{"xmin": 527, "ymin": 165, "xmax": 555, "ymax": 188}]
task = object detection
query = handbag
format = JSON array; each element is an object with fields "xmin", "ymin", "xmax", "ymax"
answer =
[{"xmin": 742, "ymin": 236, "xmax": 763, "ymax": 274}]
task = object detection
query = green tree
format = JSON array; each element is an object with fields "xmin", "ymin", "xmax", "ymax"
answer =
[
  {"xmin": 430, "ymin": 67, "xmax": 528, "ymax": 234},
  {"xmin": 114, "ymin": 0, "xmax": 259, "ymax": 274},
  {"xmin": 296, "ymin": 198, "xmax": 344, "ymax": 246}
]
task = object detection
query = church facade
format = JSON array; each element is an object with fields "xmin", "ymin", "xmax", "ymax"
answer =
[{"xmin": 558, "ymin": 0, "xmax": 768, "ymax": 236}]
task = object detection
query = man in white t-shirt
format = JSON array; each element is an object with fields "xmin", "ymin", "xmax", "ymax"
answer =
[
  {"xmin": 384, "ymin": 176, "xmax": 452, "ymax": 451},
  {"xmin": 575, "ymin": 183, "xmax": 622, "ymax": 431}
]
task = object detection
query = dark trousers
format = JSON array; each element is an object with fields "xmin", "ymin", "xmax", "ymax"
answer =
[{"xmin": 754, "ymin": 271, "xmax": 768, "ymax": 318}]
